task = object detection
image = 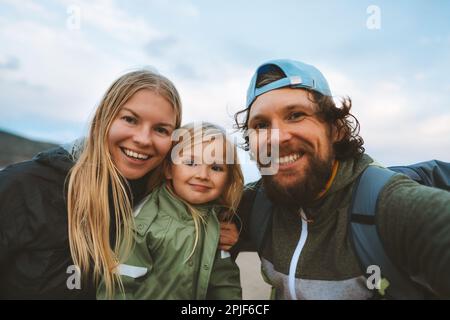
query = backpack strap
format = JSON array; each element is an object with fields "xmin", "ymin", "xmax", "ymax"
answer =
[
  {"xmin": 350, "ymin": 165, "xmax": 425, "ymax": 299},
  {"xmin": 249, "ymin": 184, "xmax": 274, "ymax": 253}
]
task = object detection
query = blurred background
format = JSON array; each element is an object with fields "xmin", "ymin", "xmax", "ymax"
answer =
[{"xmin": 1, "ymin": 0, "xmax": 449, "ymax": 299}]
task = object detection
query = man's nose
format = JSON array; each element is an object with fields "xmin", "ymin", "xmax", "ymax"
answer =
[{"xmin": 269, "ymin": 121, "xmax": 292, "ymax": 146}]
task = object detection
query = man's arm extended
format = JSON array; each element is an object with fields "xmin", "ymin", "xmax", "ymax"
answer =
[{"xmin": 378, "ymin": 174, "xmax": 450, "ymax": 298}]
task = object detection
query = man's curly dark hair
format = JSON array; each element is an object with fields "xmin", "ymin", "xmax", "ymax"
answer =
[{"xmin": 233, "ymin": 64, "xmax": 365, "ymax": 160}]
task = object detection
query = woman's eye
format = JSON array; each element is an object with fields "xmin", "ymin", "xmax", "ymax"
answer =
[
  {"xmin": 288, "ymin": 112, "xmax": 305, "ymax": 121},
  {"xmin": 121, "ymin": 115, "xmax": 137, "ymax": 124}
]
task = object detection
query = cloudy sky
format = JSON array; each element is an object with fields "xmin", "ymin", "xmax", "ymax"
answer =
[{"xmin": 1, "ymin": 0, "xmax": 449, "ymax": 182}]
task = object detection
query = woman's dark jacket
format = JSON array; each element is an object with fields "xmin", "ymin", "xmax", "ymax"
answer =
[{"xmin": 0, "ymin": 147, "xmax": 148, "ymax": 299}]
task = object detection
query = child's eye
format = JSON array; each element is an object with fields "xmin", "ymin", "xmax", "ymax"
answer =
[
  {"xmin": 211, "ymin": 164, "xmax": 224, "ymax": 172},
  {"xmin": 183, "ymin": 159, "xmax": 195, "ymax": 166},
  {"xmin": 121, "ymin": 115, "xmax": 137, "ymax": 124},
  {"xmin": 155, "ymin": 127, "xmax": 170, "ymax": 135},
  {"xmin": 287, "ymin": 112, "xmax": 306, "ymax": 121}
]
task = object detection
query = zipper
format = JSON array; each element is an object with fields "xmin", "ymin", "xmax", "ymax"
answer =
[{"xmin": 288, "ymin": 209, "xmax": 309, "ymax": 300}]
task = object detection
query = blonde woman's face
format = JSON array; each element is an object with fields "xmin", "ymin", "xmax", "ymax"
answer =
[
  {"xmin": 166, "ymin": 140, "xmax": 229, "ymax": 204},
  {"xmin": 108, "ymin": 89, "xmax": 176, "ymax": 180}
]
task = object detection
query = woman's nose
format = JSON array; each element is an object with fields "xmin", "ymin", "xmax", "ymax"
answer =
[{"xmin": 132, "ymin": 127, "xmax": 153, "ymax": 147}]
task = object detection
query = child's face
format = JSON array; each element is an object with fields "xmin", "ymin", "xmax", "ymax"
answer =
[
  {"xmin": 166, "ymin": 139, "xmax": 229, "ymax": 205},
  {"xmin": 108, "ymin": 89, "xmax": 176, "ymax": 180}
]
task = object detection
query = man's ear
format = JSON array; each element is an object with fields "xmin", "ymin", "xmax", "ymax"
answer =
[{"xmin": 331, "ymin": 121, "xmax": 345, "ymax": 143}]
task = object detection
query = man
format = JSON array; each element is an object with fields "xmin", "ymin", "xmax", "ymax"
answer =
[{"xmin": 232, "ymin": 59, "xmax": 450, "ymax": 299}]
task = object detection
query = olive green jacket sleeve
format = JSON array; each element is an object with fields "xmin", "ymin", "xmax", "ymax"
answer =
[
  {"xmin": 377, "ymin": 174, "xmax": 450, "ymax": 298},
  {"xmin": 206, "ymin": 250, "xmax": 242, "ymax": 300}
]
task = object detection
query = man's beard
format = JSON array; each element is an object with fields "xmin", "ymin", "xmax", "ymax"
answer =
[{"xmin": 262, "ymin": 152, "xmax": 333, "ymax": 209}]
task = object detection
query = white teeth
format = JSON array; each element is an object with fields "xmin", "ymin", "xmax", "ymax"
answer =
[
  {"xmin": 275, "ymin": 153, "xmax": 302, "ymax": 165},
  {"xmin": 123, "ymin": 148, "xmax": 149, "ymax": 160}
]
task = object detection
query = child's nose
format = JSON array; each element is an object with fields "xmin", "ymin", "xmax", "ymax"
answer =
[{"xmin": 196, "ymin": 165, "xmax": 210, "ymax": 179}]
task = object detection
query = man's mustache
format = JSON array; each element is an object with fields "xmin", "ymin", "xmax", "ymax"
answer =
[{"xmin": 257, "ymin": 140, "xmax": 315, "ymax": 161}]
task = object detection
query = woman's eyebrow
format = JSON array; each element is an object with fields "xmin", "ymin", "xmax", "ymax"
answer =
[
  {"xmin": 121, "ymin": 108, "xmax": 140, "ymax": 118},
  {"xmin": 121, "ymin": 108, "xmax": 175, "ymax": 128}
]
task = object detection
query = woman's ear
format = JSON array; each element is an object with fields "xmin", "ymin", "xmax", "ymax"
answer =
[{"xmin": 164, "ymin": 162, "xmax": 172, "ymax": 180}]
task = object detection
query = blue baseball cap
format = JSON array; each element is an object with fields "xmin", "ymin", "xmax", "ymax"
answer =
[{"xmin": 246, "ymin": 59, "xmax": 332, "ymax": 108}]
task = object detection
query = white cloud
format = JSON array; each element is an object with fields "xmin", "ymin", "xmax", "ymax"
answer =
[
  {"xmin": 174, "ymin": 1, "xmax": 200, "ymax": 18},
  {"xmin": 0, "ymin": 0, "xmax": 56, "ymax": 20},
  {"xmin": 174, "ymin": 64, "xmax": 251, "ymax": 128},
  {"xmin": 0, "ymin": 0, "xmax": 169, "ymax": 128},
  {"xmin": 56, "ymin": 0, "xmax": 161, "ymax": 43},
  {"xmin": 142, "ymin": 0, "xmax": 200, "ymax": 18},
  {"xmin": 314, "ymin": 66, "xmax": 450, "ymax": 164}
]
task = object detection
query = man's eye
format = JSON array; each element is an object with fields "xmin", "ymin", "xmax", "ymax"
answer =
[
  {"xmin": 253, "ymin": 122, "xmax": 269, "ymax": 129},
  {"xmin": 121, "ymin": 116, "xmax": 137, "ymax": 124},
  {"xmin": 288, "ymin": 112, "xmax": 305, "ymax": 121}
]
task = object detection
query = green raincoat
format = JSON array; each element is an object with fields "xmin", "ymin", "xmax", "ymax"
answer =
[{"xmin": 97, "ymin": 184, "xmax": 242, "ymax": 300}]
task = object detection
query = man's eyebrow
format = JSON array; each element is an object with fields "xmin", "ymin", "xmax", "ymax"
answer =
[
  {"xmin": 247, "ymin": 114, "xmax": 268, "ymax": 127},
  {"xmin": 283, "ymin": 103, "xmax": 313, "ymax": 111},
  {"xmin": 249, "ymin": 103, "xmax": 312, "ymax": 123},
  {"xmin": 248, "ymin": 114, "xmax": 267, "ymax": 122}
]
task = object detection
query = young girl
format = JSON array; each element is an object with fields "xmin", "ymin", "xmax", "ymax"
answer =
[
  {"xmin": 0, "ymin": 69, "xmax": 182, "ymax": 299},
  {"xmin": 98, "ymin": 122, "xmax": 244, "ymax": 299}
]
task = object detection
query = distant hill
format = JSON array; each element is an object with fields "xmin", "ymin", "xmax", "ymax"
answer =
[{"xmin": 0, "ymin": 129, "xmax": 58, "ymax": 168}]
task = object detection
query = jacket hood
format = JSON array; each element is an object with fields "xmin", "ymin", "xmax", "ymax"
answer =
[
  {"xmin": 325, "ymin": 154, "xmax": 374, "ymax": 196},
  {"xmin": 33, "ymin": 146, "xmax": 74, "ymax": 173},
  {"xmin": 302, "ymin": 153, "xmax": 374, "ymax": 227}
]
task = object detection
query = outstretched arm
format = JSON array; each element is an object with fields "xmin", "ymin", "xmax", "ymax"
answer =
[{"xmin": 378, "ymin": 174, "xmax": 450, "ymax": 298}]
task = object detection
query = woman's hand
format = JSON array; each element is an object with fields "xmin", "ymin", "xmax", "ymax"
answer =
[{"xmin": 219, "ymin": 221, "xmax": 239, "ymax": 251}]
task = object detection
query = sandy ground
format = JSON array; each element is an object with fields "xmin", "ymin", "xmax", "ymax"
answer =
[{"xmin": 235, "ymin": 252, "xmax": 272, "ymax": 300}]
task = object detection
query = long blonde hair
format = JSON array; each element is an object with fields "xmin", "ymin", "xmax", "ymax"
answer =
[
  {"xmin": 166, "ymin": 122, "xmax": 244, "ymax": 259},
  {"xmin": 67, "ymin": 69, "xmax": 182, "ymax": 298}
]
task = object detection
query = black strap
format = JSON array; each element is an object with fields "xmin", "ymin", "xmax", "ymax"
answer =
[{"xmin": 249, "ymin": 184, "xmax": 274, "ymax": 253}]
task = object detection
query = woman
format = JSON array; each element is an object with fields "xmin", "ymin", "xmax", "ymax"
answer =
[{"xmin": 0, "ymin": 69, "xmax": 182, "ymax": 299}]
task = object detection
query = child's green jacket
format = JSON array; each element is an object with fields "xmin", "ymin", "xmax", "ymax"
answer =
[{"xmin": 97, "ymin": 184, "xmax": 242, "ymax": 300}]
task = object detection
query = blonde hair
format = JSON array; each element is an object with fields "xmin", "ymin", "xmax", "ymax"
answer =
[
  {"xmin": 67, "ymin": 69, "xmax": 182, "ymax": 298},
  {"xmin": 166, "ymin": 122, "xmax": 244, "ymax": 260}
]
